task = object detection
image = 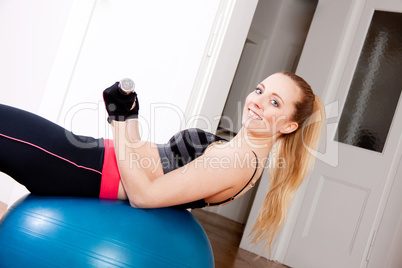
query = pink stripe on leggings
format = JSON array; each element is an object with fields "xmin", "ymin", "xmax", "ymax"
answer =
[
  {"xmin": 0, "ymin": 133, "xmax": 102, "ymax": 175},
  {"xmin": 99, "ymin": 139, "xmax": 121, "ymax": 199}
]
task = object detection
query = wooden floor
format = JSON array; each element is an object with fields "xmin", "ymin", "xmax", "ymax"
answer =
[
  {"xmin": 0, "ymin": 201, "xmax": 7, "ymax": 221},
  {"xmin": 191, "ymin": 209, "xmax": 289, "ymax": 268}
]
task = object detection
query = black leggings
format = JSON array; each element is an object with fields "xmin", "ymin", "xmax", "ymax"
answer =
[{"xmin": 0, "ymin": 104, "xmax": 105, "ymax": 197}]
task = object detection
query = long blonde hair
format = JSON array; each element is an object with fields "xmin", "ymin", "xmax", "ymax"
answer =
[{"xmin": 250, "ymin": 72, "xmax": 325, "ymax": 253}]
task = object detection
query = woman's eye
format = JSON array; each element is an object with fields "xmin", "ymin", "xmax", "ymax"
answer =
[
  {"xmin": 271, "ymin": 99, "xmax": 279, "ymax": 107},
  {"xmin": 255, "ymin": 88, "xmax": 262, "ymax": 94}
]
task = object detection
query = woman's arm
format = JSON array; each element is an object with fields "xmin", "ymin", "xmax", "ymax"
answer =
[
  {"xmin": 111, "ymin": 120, "xmax": 255, "ymax": 208},
  {"xmin": 111, "ymin": 119, "xmax": 160, "ymax": 205}
]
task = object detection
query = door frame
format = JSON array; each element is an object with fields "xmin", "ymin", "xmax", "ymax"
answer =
[{"xmin": 184, "ymin": 0, "xmax": 259, "ymax": 131}]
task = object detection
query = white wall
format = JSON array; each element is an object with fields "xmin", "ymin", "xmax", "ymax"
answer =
[
  {"xmin": 0, "ymin": 0, "xmax": 73, "ymax": 112},
  {"xmin": 0, "ymin": 0, "xmax": 74, "ymax": 206}
]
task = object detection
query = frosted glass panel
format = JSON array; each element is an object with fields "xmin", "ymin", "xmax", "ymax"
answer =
[{"xmin": 335, "ymin": 11, "xmax": 402, "ymax": 152}]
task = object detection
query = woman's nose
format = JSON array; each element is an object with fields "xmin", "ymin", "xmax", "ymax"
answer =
[
  {"xmin": 253, "ymin": 102, "xmax": 261, "ymax": 109},
  {"xmin": 253, "ymin": 95, "xmax": 263, "ymax": 109}
]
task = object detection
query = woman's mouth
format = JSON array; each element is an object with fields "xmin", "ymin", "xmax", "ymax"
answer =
[{"xmin": 248, "ymin": 109, "xmax": 262, "ymax": 120}]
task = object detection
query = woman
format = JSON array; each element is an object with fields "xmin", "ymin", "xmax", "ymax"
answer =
[{"xmin": 0, "ymin": 71, "xmax": 324, "ymax": 251}]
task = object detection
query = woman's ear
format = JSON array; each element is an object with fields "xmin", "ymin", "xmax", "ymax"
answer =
[{"xmin": 280, "ymin": 122, "xmax": 298, "ymax": 134}]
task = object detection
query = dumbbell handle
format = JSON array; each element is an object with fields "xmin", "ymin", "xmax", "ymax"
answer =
[{"xmin": 118, "ymin": 78, "xmax": 135, "ymax": 94}]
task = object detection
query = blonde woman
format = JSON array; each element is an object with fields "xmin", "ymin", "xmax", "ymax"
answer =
[{"xmin": 0, "ymin": 72, "xmax": 324, "ymax": 251}]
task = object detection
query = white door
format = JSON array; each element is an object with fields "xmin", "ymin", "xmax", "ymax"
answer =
[
  {"xmin": 367, "ymin": 155, "xmax": 402, "ymax": 267},
  {"xmin": 285, "ymin": 0, "xmax": 402, "ymax": 267}
]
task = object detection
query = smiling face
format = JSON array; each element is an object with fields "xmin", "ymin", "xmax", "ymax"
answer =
[{"xmin": 242, "ymin": 73, "xmax": 302, "ymax": 138}]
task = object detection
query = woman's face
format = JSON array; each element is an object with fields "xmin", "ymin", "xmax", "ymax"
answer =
[{"xmin": 242, "ymin": 73, "xmax": 302, "ymax": 138}]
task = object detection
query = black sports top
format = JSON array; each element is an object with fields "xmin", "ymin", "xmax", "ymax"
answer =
[{"xmin": 157, "ymin": 128, "xmax": 258, "ymax": 209}]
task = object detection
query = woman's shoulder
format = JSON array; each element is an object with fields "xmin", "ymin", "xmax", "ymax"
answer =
[{"xmin": 203, "ymin": 141, "xmax": 258, "ymax": 175}]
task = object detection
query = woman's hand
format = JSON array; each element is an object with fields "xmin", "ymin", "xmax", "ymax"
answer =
[{"xmin": 103, "ymin": 82, "xmax": 139, "ymax": 123}]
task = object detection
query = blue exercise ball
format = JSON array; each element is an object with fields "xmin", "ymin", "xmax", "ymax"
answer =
[{"xmin": 0, "ymin": 195, "xmax": 214, "ymax": 268}]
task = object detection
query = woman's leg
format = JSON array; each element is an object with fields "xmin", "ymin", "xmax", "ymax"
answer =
[{"xmin": 0, "ymin": 104, "xmax": 104, "ymax": 197}]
